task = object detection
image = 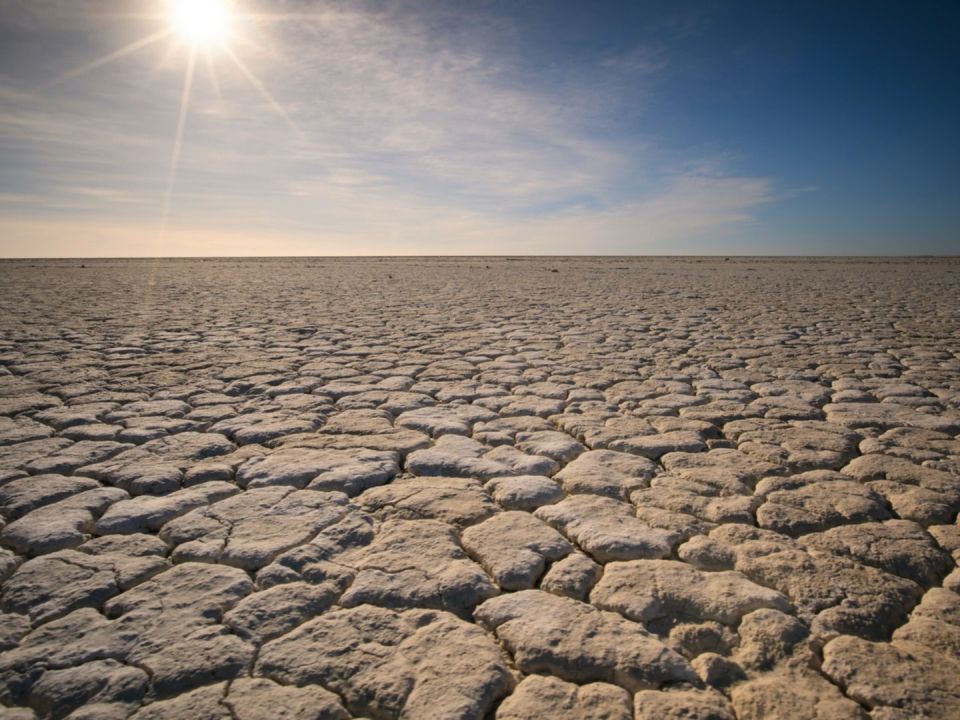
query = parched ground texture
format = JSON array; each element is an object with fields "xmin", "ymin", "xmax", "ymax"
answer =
[{"xmin": 1, "ymin": 256, "xmax": 960, "ymax": 720}]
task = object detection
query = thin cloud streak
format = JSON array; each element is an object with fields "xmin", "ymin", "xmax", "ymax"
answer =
[{"xmin": 0, "ymin": 171, "xmax": 775, "ymax": 257}]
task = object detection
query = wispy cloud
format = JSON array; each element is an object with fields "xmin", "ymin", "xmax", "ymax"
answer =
[
  {"xmin": 0, "ymin": 171, "xmax": 775, "ymax": 256},
  {"xmin": 0, "ymin": 0, "xmax": 779, "ymax": 255}
]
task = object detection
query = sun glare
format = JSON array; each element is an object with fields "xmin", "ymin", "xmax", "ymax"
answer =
[
  {"xmin": 170, "ymin": 0, "xmax": 232, "ymax": 46},
  {"xmin": 53, "ymin": 0, "xmax": 305, "ymax": 240}
]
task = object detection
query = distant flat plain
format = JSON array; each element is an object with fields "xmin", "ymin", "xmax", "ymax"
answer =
[{"xmin": 1, "ymin": 256, "xmax": 959, "ymax": 719}]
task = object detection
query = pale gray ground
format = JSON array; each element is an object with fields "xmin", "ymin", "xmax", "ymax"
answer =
[{"xmin": 0, "ymin": 256, "xmax": 959, "ymax": 719}]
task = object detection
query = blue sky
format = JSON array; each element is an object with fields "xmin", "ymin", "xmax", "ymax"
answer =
[{"xmin": 0, "ymin": 0, "xmax": 957, "ymax": 256}]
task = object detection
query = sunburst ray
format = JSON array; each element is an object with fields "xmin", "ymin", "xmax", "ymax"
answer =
[
  {"xmin": 160, "ymin": 46, "xmax": 198, "ymax": 239},
  {"xmin": 46, "ymin": 29, "xmax": 171, "ymax": 88},
  {"xmin": 223, "ymin": 46, "xmax": 302, "ymax": 138}
]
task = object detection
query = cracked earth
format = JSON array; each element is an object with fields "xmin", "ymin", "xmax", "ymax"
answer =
[{"xmin": 1, "ymin": 256, "xmax": 959, "ymax": 719}]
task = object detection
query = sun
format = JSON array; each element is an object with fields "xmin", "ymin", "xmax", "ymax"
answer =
[{"xmin": 170, "ymin": 0, "xmax": 233, "ymax": 46}]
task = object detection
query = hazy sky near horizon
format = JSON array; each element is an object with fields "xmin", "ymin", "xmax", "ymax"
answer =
[{"xmin": 0, "ymin": 0, "xmax": 958, "ymax": 257}]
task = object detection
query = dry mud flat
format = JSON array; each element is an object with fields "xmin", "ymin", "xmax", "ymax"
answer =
[{"xmin": 0, "ymin": 256, "xmax": 959, "ymax": 719}]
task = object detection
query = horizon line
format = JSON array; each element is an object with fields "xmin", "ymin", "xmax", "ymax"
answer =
[{"xmin": 1, "ymin": 254, "xmax": 959, "ymax": 261}]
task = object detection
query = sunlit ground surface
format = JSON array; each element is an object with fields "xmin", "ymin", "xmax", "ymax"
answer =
[{"xmin": 1, "ymin": 257, "xmax": 959, "ymax": 719}]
